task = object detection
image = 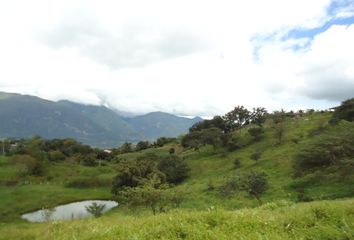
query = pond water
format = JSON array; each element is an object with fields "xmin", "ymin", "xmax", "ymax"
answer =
[{"xmin": 21, "ymin": 200, "xmax": 118, "ymax": 222}]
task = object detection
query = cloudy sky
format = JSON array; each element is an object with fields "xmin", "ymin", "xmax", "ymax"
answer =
[{"xmin": 0, "ymin": 0, "xmax": 353, "ymax": 117}]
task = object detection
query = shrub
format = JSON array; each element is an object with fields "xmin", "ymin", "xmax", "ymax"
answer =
[
  {"xmin": 250, "ymin": 151, "xmax": 262, "ymax": 162},
  {"xmin": 48, "ymin": 150, "xmax": 66, "ymax": 161},
  {"xmin": 85, "ymin": 202, "xmax": 105, "ymax": 218},
  {"xmin": 219, "ymin": 177, "xmax": 240, "ymax": 197},
  {"xmin": 240, "ymin": 171, "xmax": 268, "ymax": 205},
  {"xmin": 233, "ymin": 158, "xmax": 241, "ymax": 168},
  {"xmin": 111, "ymin": 159, "xmax": 165, "ymax": 194},
  {"xmin": 82, "ymin": 154, "xmax": 98, "ymax": 166},
  {"xmin": 248, "ymin": 127, "xmax": 264, "ymax": 141},
  {"xmin": 9, "ymin": 154, "xmax": 44, "ymax": 176},
  {"xmin": 169, "ymin": 148, "xmax": 175, "ymax": 155},
  {"xmin": 117, "ymin": 178, "xmax": 172, "ymax": 214},
  {"xmin": 157, "ymin": 156, "xmax": 190, "ymax": 184},
  {"xmin": 135, "ymin": 141, "xmax": 150, "ymax": 151}
]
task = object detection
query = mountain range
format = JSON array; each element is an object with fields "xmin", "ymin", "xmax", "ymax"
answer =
[{"xmin": 0, "ymin": 92, "xmax": 202, "ymax": 147}]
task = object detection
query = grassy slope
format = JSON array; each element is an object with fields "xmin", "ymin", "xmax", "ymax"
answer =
[
  {"xmin": 1, "ymin": 199, "xmax": 353, "ymax": 239},
  {"xmin": 0, "ymin": 112, "xmax": 353, "ymax": 238},
  {"xmin": 172, "ymin": 112, "xmax": 354, "ymax": 209}
]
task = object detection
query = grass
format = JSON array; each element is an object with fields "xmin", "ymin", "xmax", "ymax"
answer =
[
  {"xmin": 0, "ymin": 112, "xmax": 353, "ymax": 239},
  {"xmin": 0, "ymin": 157, "xmax": 115, "ymax": 222},
  {"xmin": 0, "ymin": 198, "xmax": 353, "ymax": 239}
]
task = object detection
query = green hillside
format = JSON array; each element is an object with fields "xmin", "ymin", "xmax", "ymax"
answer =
[{"xmin": 0, "ymin": 105, "xmax": 353, "ymax": 239}]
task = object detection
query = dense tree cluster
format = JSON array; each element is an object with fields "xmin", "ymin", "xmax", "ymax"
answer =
[
  {"xmin": 112, "ymin": 154, "xmax": 190, "ymax": 194},
  {"xmin": 6, "ymin": 137, "xmax": 115, "ymax": 172},
  {"xmin": 182, "ymin": 106, "xmax": 267, "ymax": 151}
]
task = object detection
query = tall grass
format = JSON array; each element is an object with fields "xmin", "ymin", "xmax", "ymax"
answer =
[{"xmin": 1, "ymin": 199, "xmax": 353, "ymax": 240}]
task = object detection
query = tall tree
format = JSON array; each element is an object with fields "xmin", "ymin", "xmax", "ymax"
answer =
[
  {"xmin": 250, "ymin": 107, "xmax": 268, "ymax": 126},
  {"xmin": 223, "ymin": 106, "xmax": 251, "ymax": 132}
]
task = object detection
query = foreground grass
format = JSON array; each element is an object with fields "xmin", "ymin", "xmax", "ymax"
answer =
[{"xmin": 1, "ymin": 198, "xmax": 353, "ymax": 240}]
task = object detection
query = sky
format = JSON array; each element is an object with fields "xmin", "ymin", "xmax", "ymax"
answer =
[{"xmin": 0, "ymin": 0, "xmax": 353, "ymax": 117}]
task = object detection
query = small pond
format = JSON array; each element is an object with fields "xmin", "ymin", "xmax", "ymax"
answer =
[{"xmin": 21, "ymin": 200, "xmax": 118, "ymax": 222}]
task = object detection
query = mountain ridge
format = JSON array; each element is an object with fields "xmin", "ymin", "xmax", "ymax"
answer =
[{"xmin": 0, "ymin": 92, "xmax": 202, "ymax": 147}]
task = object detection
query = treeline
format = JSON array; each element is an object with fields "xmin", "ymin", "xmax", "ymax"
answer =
[
  {"xmin": 3, "ymin": 137, "xmax": 115, "ymax": 176},
  {"xmin": 116, "ymin": 137, "xmax": 178, "ymax": 154}
]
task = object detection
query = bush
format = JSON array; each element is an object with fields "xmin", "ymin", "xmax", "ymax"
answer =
[
  {"xmin": 169, "ymin": 148, "xmax": 175, "ymax": 155},
  {"xmin": 111, "ymin": 159, "xmax": 165, "ymax": 194},
  {"xmin": 48, "ymin": 150, "xmax": 66, "ymax": 161},
  {"xmin": 240, "ymin": 171, "xmax": 268, "ymax": 205},
  {"xmin": 85, "ymin": 202, "xmax": 105, "ymax": 218},
  {"xmin": 250, "ymin": 151, "xmax": 262, "ymax": 162},
  {"xmin": 82, "ymin": 154, "xmax": 98, "ymax": 167},
  {"xmin": 135, "ymin": 141, "xmax": 150, "ymax": 151},
  {"xmin": 9, "ymin": 154, "xmax": 44, "ymax": 176},
  {"xmin": 157, "ymin": 156, "xmax": 190, "ymax": 184},
  {"xmin": 219, "ymin": 177, "xmax": 241, "ymax": 197},
  {"xmin": 233, "ymin": 158, "xmax": 241, "ymax": 168},
  {"xmin": 248, "ymin": 127, "xmax": 264, "ymax": 141},
  {"xmin": 154, "ymin": 137, "xmax": 177, "ymax": 147},
  {"xmin": 117, "ymin": 178, "xmax": 171, "ymax": 214}
]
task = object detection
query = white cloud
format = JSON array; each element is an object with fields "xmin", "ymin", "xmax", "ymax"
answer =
[{"xmin": 0, "ymin": 0, "xmax": 353, "ymax": 117}]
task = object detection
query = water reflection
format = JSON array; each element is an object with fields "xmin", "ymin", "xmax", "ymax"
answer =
[{"xmin": 22, "ymin": 200, "xmax": 118, "ymax": 222}]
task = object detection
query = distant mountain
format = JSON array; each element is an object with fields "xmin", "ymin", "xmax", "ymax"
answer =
[
  {"xmin": 125, "ymin": 112, "xmax": 202, "ymax": 140},
  {"xmin": 0, "ymin": 92, "xmax": 202, "ymax": 147},
  {"xmin": 57, "ymin": 101, "xmax": 141, "ymax": 141}
]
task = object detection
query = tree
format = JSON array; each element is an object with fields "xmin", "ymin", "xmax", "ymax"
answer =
[
  {"xmin": 271, "ymin": 110, "xmax": 287, "ymax": 145},
  {"xmin": 181, "ymin": 131, "xmax": 203, "ymax": 151},
  {"xmin": 154, "ymin": 137, "xmax": 177, "ymax": 147},
  {"xmin": 250, "ymin": 107, "xmax": 268, "ymax": 126},
  {"xmin": 189, "ymin": 116, "xmax": 227, "ymax": 132},
  {"xmin": 117, "ymin": 177, "xmax": 170, "ymax": 214},
  {"xmin": 223, "ymin": 106, "xmax": 251, "ymax": 132},
  {"xmin": 119, "ymin": 142, "xmax": 133, "ymax": 154},
  {"xmin": 118, "ymin": 177, "xmax": 188, "ymax": 214},
  {"xmin": 85, "ymin": 202, "xmax": 105, "ymax": 218},
  {"xmin": 182, "ymin": 127, "xmax": 223, "ymax": 151},
  {"xmin": 240, "ymin": 171, "xmax": 268, "ymax": 205},
  {"xmin": 111, "ymin": 159, "xmax": 165, "ymax": 194},
  {"xmin": 135, "ymin": 141, "xmax": 150, "ymax": 151},
  {"xmin": 200, "ymin": 127, "xmax": 223, "ymax": 150},
  {"xmin": 157, "ymin": 156, "xmax": 190, "ymax": 184},
  {"xmin": 81, "ymin": 153, "xmax": 98, "ymax": 166},
  {"xmin": 330, "ymin": 98, "xmax": 354, "ymax": 124},
  {"xmin": 10, "ymin": 154, "xmax": 44, "ymax": 176}
]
